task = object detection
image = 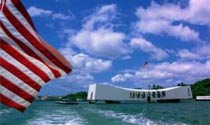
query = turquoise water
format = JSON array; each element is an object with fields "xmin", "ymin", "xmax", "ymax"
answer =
[{"xmin": 0, "ymin": 101, "xmax": 210, "ymax": 125}]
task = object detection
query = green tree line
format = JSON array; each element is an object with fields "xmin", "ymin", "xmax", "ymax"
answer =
[
  {"xmin": 62, "ymin": 91, "xmax": 87, "ymax": 101},
  {"xmin": 191, "ymin": 78, "xmax": 210, "ymax": 98}
]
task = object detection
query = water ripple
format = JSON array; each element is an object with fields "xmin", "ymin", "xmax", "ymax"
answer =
[
  {"xmin": 26, "ymin": 109, "xmax": 87, "ymax": 125},
  {"xmin": 89, "ymin": 108, "xmax": 188, "ymax": 125},
  {"xmin": 0, "ymin": 109, "xmax": 12, "ymax": 115}
]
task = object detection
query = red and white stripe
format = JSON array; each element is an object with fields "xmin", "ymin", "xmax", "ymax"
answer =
[{"xmin": 0, "ymin": 0, "xmax": 72, "ymax": 112}]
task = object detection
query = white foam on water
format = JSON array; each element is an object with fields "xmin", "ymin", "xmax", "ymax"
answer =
[
  {"xmin": 0, "ymin": 108, "xmax": 12, "ymax": 115},
  {"xmin": 65, "ymin": 117, "xmax": 85, "ymax": 125},
  {"xmin": 27, "ymin": 109, "xmax": 87, "ymax": 125},
  {"xmin": 94, "ymin": 109, "xmax": 188, "ymax": 125},
  {"xmin": 96, "ymin": 110, "xmax": 156, "ymax": 125}
]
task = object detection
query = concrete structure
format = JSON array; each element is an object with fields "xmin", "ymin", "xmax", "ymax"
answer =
[
  {"xmin": 196, "ymin": 96, "xmax": 210, "ymax": 101},
  {"xmin": 87, "ymin": 84, "xmax": 192, "ymax": 103}
]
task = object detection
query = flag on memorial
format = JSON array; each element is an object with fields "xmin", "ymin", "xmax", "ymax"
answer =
[
  {"xmin": 142, "ymin": 61, "xmax": 148, "ymax": 68},
  {"xmin": 0, "ymin": 0, "xmax": 72, "ymax": 112}
]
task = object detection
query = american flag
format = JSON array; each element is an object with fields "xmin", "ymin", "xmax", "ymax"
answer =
[
  {"xmin": 0, "ymin": 0, "xmax": 72, "ymax": 112},
  {"xmin": 142, "ymin": 61, "xmax": 148, "ymax": 68}
]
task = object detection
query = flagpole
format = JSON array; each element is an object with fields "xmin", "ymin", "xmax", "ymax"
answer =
[
  {"xmin": 143, "ymin": 61, "xmax": 149, "ymax": 89},
  {"xmin": 143, "ymin": 61, "xmax": 151, "ymax": 103}
]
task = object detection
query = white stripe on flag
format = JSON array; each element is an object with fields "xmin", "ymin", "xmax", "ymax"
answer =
[
  {"xmin": 0, "ymin": 13, "xmax": 66, "ymax": 76},
  {"xmin": 0, "ymin": 15, "xmax": 55, "ymax": 80},
  {"xmin": 0, "ymin": 85, "xmax": 31, "ymax": 108},
  {"xmin": 6, "ymin": 0, "xmax": 38, "ymax": 40},
  {"xmin": 0, "ymin": 49, "xmax": 45, "ymax": 86},
  {"xmin": 0, "ymin": 67, "xmax": 38, "ymax": 96}
]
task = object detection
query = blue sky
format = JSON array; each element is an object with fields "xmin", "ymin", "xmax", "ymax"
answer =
[{"xmin": 22, "ymin": 0, "xmax": 210, "ymax": 95}]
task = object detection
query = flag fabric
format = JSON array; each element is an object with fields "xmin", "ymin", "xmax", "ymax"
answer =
[{"xmin": 0, "ymin": 0, "xmax": 72, "ymax": 112}]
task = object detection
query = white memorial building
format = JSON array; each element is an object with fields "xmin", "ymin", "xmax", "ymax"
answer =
[{"xmin": 87, "ymin": 84, "xmax": 192, "ymax": 103}]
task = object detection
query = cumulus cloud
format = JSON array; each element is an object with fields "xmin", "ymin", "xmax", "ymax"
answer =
[
  {"xmin": 28, "ymin": 6, "xmax": 52, "ymax": 16},
  {"xmin": 195, "ymin": 43, "xmax": 210, "ymax": 59},
  {"xmin": 28, "ymin": 6, "xmax": 73, "ymax": 20},
  {"xmin": 121, "ymin": 55, "xmax": 132, "ymax": 60},
  {"xmin": 136, "ymin": 61, "xmax": 210, "ymax": 82},
  {"xmin": 70, "ymin": 53, "xmax": 112, "ymax": 73},
  {"xmin": 111, "ymin": 73, "xmax": 134, "ymax": 83},
  {"xmin": 135, "ymin": 0, "xmax": 210, "ymax": 26},
  {"xmin": 130, "ymin": 38, "xmax": 168, "ymax": 60},
  {"xmin": 56, "ymin": 72, "xmax": 94, "ymax": 93},
  {"xmin": 134, "ymin": 0, "xmax": 210, "ymax": 42},
  {"xmin": 83, "ymin": 4, "xmax": 117, "ymax": 30},
  {"xmin": 52, "ymin": 13, "xmax": 72, "ymax": 20},
  {"xmin": 71, "ymin": 28, "xmax": 128, "ymax": 58},
  {"xmin": 177, "ymin": 49, "xmax": 200, "ymax": 60},
  {"xmin": 59, "ymin": 48, "xmax": 112, "ymax": 73},
  {"xmin": 70, "ymin": 4, "xmax": 129, "ymax": 58},
  {"xmin": 176, "ymin": 43, "xmax": 210, "ymax": 60},
  {"xmin": 112, "ymin": 60, "xmax": 210, "ymax": 86},
  {"xmin": 55, "ymin": 48, "xmax": 112, "ymax": 92},
  {"xmin": 64, "ymin": 72, "xmax": 94, "ymax": 84},
  {"xmin": 187, "ymin": 0, "xmax": 210, "ymax": 25}
]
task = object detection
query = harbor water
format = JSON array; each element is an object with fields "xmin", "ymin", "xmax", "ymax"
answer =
[{"xmin": 0, "ymin": 101, "xmax": 210, "ymax": 125}]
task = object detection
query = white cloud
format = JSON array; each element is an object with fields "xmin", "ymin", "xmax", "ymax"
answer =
[
  {"xmin": 177, "ymin": 49, "xmax": 200, "ymax": 60},
  {"xmin": 111, "ymin": 60, "xmax": 210, "ymax": 86},
  {"xmin": 187, "ymin": 0, "xmax": 210, "ymax": 25},
  {"xmin": 121, "ymin": 55, "xmax": 131, "ymax": 60},
  {"xmin": 71, "ymin": 28, "xmax": 128, "ymax": 58},
  {"xmin": 134, "ymin": 0, "xmax": 210, "ymax": 42},
  {"xmin": 136, "ymin": 61, "xmax": 210, "ymax": 80},
  {"xmin": 70, "ymin": 4, "xmax": 129, "ymax": 58},
  {"xmin": 52, "ymin": 13, "xmax": 72, "ymax": 20},
  {"xmin": 135, "ymin": 0, "xmax": 210, "ymax": 26},
  {"xmin": 111, "ymin": 73, "xmax": 134, "ymax": 83},
  {"xmin": 135, "ymin": 60, "xmax": 210, "ymax": 84},
  {"xmin": 130, "ymin": 38, "xmax": 168, "ymax": 60},
  {"xmin": 27, "ymin": 6, "xmax": 73, "ymax": 20},
  {"xmin": 83, "ymin": 4, "xmax": 117, "ymax": 30},
  {"xmin": 71, "ymin": 53, "xmax": 112, "ymax": 73},
  {"xmin": 195, "ymin": 43, "xmax": 210, "ymax": 59},
  {"xmin": 176, "ymin": 43, "xmax": 210, "ymax": 60},
  {"xmin": 59, "ymin": 47, "xmax": 76, "ymax": 59},
  {"xmin": 60, "ymin": 48, "xmax": 112, "ymax": 73},
  {"xmin": 65, "ymin": 72, "xmax": 94, "ymax": 84},
  {"xmin": 137, "ymin": 19, "xmax": 199, "ymax": 42},
  {"xmin": 56, "ymin": 48, "xmax": 113, "ymax": 91},
  {"xmin": 58, "ymin": 29, "xmax": 76, "ymax": 39},
  {"xmin": 28, "ymin": 6, "xmax": 52, "ymax": 16},
  {"xmin": 54, "ymin": 5, "xmax": 123, "ymax": 89}
]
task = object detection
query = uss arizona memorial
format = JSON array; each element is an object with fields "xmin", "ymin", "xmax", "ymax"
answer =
[{"xmin": 87, "ymin": 84, "xmax": 193, "ymax": 103}]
